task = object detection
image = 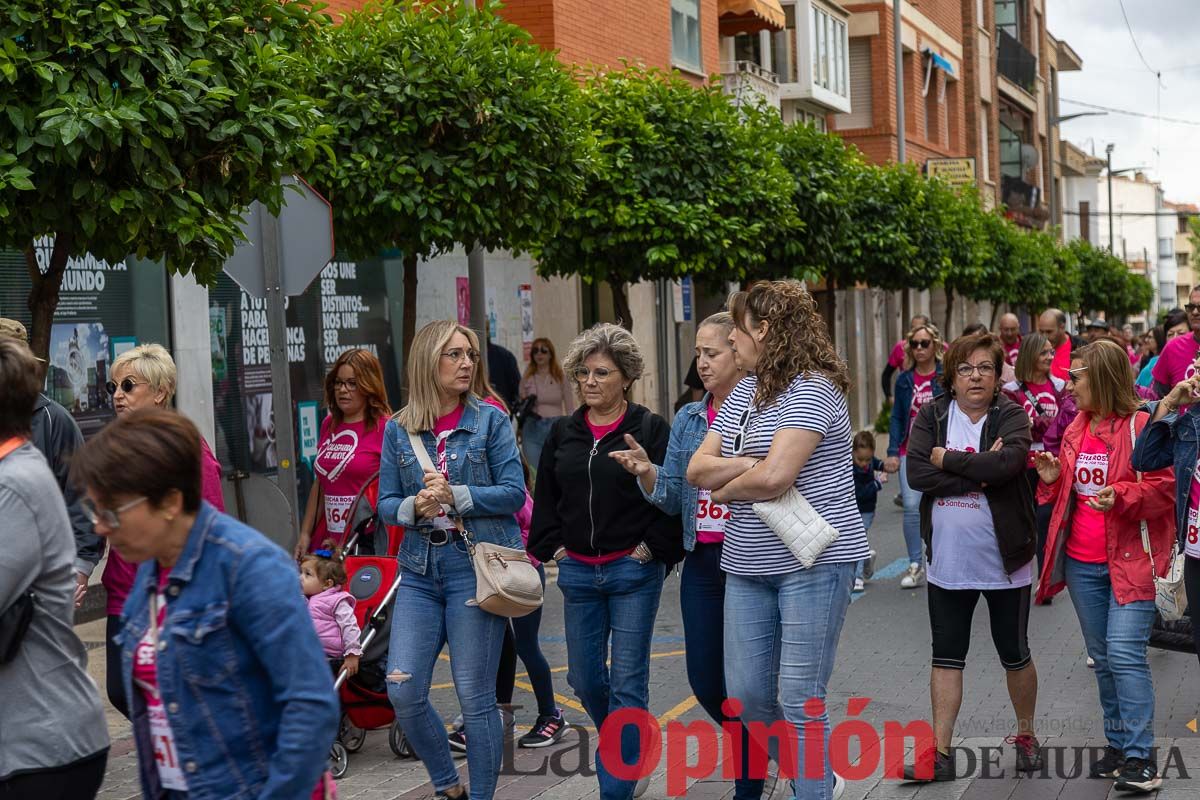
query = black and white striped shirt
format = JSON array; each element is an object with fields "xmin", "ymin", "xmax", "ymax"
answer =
[{"xmin": 712, "ymin": 374, "xmax": 870, "ymax": 575}]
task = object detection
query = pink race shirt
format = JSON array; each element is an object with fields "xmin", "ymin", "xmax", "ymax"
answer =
[
  {"xmin": 313, "ymin": 417, "xmax": 384, "ymax": 546},
  {"xmin": 695, "ymin": 402, "xmax": 730, "ymax": 544},
  {"xmin": 1067, "ymin": 427, "xmax": 1109, "ymax": 564},
  {"xmin": 887, "ymin": 340, "xmax": 906, "ymax": 369},
  {"xmin": 1151, "ymin": 334, "xmax": 1200, "ymax": 390},
  {"xmin": 1050, "ymin": 338, "xmax": 1073, "ymax": 382},
  {"xmin": 899, "ymin": 371, "xmax": 937, "ymax": 457},
  {"xmin": 584, "ymin": 409, "xmax": 624, "ymax": 443},
  {"xmin": 1186, "ymin": 463, "xmax": 1200, "ymax": 560},
  {"xmin": 426, "ymin": 405, "xmax": 465, "ymax": 532},
  {"xmin": 132, "ymin": 569, "xmax": 189, "ymax": 792},
  {"xmin": 1004, "ymin": 339, "xmax": 1021, "ymax": 366}
]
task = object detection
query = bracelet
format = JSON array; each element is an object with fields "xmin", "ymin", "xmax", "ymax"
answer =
[{"xmin": 553, "ymin": 546, "xmax": 567, "ymax": 562}]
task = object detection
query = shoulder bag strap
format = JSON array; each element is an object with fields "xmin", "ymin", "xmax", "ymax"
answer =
[
  {"xmin": 1129, "ymin": 414, "xmax": 1157, "ymax": 573},
  {"xmin": 0, "ymin": 437, "xmax": 24, "ymax": 462},
  {"xmin": 1020, "ymin": 383, "xmax": 1046, "ymax": 417},
  {"xmin": 406, "ymin": 430, "xmax": 437, "ymax": 474}
]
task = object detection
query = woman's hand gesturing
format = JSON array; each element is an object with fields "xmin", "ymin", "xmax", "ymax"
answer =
[
  {"xmin": 610, "ymin": 434, "xmax": 653, "ymax": 476},
  {"xmin": 1033, "ymin": 451, "xmax": 1061, "ymax": 485}
]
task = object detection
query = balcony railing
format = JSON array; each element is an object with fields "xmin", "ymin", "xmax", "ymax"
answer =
[
  {"xmin": 720, "ymin": 60, "xmax": 781, "ymax": 110},
  {"xmin": 997, "ymin": 29, "xmax": 1037, "ymax": 95}
]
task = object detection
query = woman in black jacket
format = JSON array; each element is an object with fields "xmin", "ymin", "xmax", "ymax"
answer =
[
  {"xmin": 901, "ymin": 332, "xmax": 1040, "ymax": 783},
  {"xmin": 529, "ymin": 323, "xmax": 683, "ymax": 800}
]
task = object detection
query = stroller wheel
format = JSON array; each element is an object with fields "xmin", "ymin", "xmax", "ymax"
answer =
[
  {"xmin": 329, "ymin": 741, "xmax": 349, "ymax": 779},
  {"xmin": 339, "ymin": 713, "xmax": 367, "ymax": 753},
  {"xmin": 390, "ymin": 721, "xmax": 415, "ymax": 759}
]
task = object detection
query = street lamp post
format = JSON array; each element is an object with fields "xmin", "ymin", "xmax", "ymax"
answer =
[
  {"xmin": 1106, "ymin": 143, "xmax": 1115, "ymax": 251},
  {"xmin": 894, "ymin": 0, "xmax": 905, "ymax": 163}
]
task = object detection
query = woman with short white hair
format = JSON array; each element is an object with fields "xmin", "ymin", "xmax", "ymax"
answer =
[{"xmin": 101, "ymin": 343, "xmax": 224, "ymax": 719}]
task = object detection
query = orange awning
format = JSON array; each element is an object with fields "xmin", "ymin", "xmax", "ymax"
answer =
[{"xmin": 718, "ymin": 0, "xmax": 786, "ymax": 35}]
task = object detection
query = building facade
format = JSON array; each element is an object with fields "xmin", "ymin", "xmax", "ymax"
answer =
[{"xmin": 1168, "ymin": 202, "xmax": 1198, "ymax": 307}]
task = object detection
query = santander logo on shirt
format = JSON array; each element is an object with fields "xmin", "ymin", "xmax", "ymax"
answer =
[{"xmin": 935, "ymin": 444, "xmax": 981, "ymax": 510}]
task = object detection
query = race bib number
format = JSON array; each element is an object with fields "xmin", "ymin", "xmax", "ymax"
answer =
[
  {"xmin": 148, "ymin": 702, "xmax": 189, "ymax": 791},
  {"xmin": 695, "ymin": 489, "xmax": 730, "ymax": 534},
  {"xmin": 324, "ymin": 494, "xmax": 354, "ymax": 534},
  {"xmin": 1073, "ymin": 452, "xmax": 1109, "ymax": 498},
  {"xmin": 1187, "ymin": 505, "xmax": 1200, "ymax": 560}
]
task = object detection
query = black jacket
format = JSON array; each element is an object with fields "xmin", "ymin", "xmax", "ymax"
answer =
[
  {"xmin": 905, "ymin": 393, "xmax": 1036, "ymax": 575},
  {"xmin": 853, "ymin": 458, "xmax": 885, "ymax": 513},
  {"xmin": 31, "ymin": 394, "xmax": 102, "ymax": 575},
  {"xmin": 528, "ymin": 402, "xmax": 685, "ymax": 566},
  {"xmin": 488, "ymin": 342, "xmax": 522, "ymax": 414}
]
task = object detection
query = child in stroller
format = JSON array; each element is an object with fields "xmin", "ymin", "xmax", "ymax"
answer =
[{"xmin": 301, "ymin": 543, "xmax": 362, "ymax": 677}]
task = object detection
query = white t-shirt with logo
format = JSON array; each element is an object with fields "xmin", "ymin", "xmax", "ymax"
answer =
[{"xmin": 928, "ymin": 403, "xmax": 1034, "ymax": 590}]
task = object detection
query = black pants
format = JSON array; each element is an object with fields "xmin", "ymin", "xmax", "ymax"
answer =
[
  {"xmin": 106, "ymin": 614, "xmax": 130, "ymax": 719},
  {"xmin": 1025, "ymin": 468, "xmax": 1054, "ymax": 585},
  {"xmin": 1187, "ymin": 556, "xmax": 1200, "ymax": 663},
  {"xmin": 495, "ymin": 623, "xmax": 517, "ymax": 705},
  {"xmin": 0, "ymin": 750, "xmax": 107, "ymax": 799},
  {"xmin": 510, "ymin": 565, "xmax": 557, "ymax": 717},
  {"xmin": 928, "ymin": 583, "xmax": 1033, "ymax": 671}
]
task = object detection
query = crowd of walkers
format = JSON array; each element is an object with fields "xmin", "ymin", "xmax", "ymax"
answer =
[{"xmin": 2, "ymin": 283, "xmax": 1200, "ymax": 800}]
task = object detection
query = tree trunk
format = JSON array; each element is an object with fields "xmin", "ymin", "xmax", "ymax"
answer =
[
  {"xmin": 943, "ymin": 287, "xmax": 954, "ymax": 337},
  {"xmin": 822, "ymin": 278, "xmax": 837, "ymax": 341},
  {"xmin": 26, "ymin": 233, "xmax": 73, "ymax": 368},
  {"xmin": 989, "ymin": 302, "xmax": 1001, "ymax": 330},
  {"xmin": 609, "ymin": 275, "xmax": 633, "ymax": 331},
  {"xmin": 401, "ymin": 252, "xmax": 418, "ymax": 401}
]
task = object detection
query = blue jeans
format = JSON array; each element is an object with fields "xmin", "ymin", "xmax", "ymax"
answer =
[
  {"xmin": 387, "ymin": 540, "xmax": 508, "ymax": 798},
  {"xmin": 1064, "ymin": 557, "xmax": 1157, "ymax": 759},
  {"xmin": 854, "ymin": 512, "xmax": 875, "ymax": 580},
  {"xmin": 557, "ymin": 555, "xmax": 666, "ymax": 800},
  {"xmin": 724, "ymin": 563, "xmax": 855, "ymax": 800},
  {"xmin": 511, "ymin": 564, "xmax": 557, "ymax": 717},
  {"xmin": 681, "ymin": 543, "xmax": 764, "ymax": 800},
  {"xmin": 898, "ymin": 456, "xmax": 924, "ymax": 565},
  {"xmin": 522, "ymin": 416, "xmax": 558, "ymax": 474}
]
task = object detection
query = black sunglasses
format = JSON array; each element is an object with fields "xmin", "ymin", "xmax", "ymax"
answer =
[
  {"xmin": 1186, "ymin": 304, "xmax": 1200, "ymax": 314},
  {"xmin": 531, "ymin": 347, "xmax": 550, "ymax": 355},
  {"xmin": 909, "ymin": 339, "xmax": 933, "ymax": 349},
  {"xmin": 105, "ymin": 378, "xmax": 141, "ymax": 395},
  {"xmin": 732, "ymin": 408, "xmax": 752, "ymax": 455}
]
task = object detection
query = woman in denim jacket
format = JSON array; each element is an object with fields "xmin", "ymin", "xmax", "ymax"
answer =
[
  {"xmin": 611, "ymin": 312, "xmax": 770, "ymax": 799},
  {"xmin": 71, "ymin": 409, "xmax": 338, "ymax": 800},
  {"xmin": 1132, "ymin": 346, "xmax": 1200, "ymax": 662},
  {"xmin": 378, "ymin": 320, "xmax": 526, "ymax": 800}
]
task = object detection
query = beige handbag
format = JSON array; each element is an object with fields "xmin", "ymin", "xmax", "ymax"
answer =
[
  {"xmin": 406, "ymin": 430, "xmax": 543, "ymax": 618},
  {"xmin": 1129, "ymin": 415, "xmax": 1188, "ymax": 621}
]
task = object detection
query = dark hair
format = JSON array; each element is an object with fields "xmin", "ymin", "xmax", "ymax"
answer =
[
  {"xmin": 0, "ymin": 339, "xmax": 40, "ymax": 440},
  {"xmin": 1152, "ymin": 324, "xmax": 1167, "ymax": 353},
  {"xmin": 852, "ymin": 430, "xmax": 876, "ymax": 451},
  {"xmin": 300, "ymin": 539, "xmax": 348, "ymax": 587},
  {"xmin": 961, "ymin": 323, "xmax": 988, "ymax": 337},
  {"xmin": 941, "ymin": 333, "xmax": 1005, "ymax": 392},
  {"xmin": 71, "ymin": 408, "xmax": 202, "ymax": 512}
]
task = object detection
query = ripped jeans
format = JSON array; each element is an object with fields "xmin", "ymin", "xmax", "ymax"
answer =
[{"xmin": 386, "ymin": 539, "xmax": 508, "ymax": 799}]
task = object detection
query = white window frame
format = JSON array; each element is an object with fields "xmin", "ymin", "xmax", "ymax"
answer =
[{"xmin": 671, "ymin": 0, "xmax": 703, "ymax": 73}]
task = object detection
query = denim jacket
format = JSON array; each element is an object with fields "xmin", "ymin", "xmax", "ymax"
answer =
[
  {"xmin": 117, "ymin": 503, "xmax": 338, "ymax": 800},
  {"xmin": 1132, "ymin": 400, "xmax": 1200, "ymax": 550},
  {"xmin": 379, "ymin": 397, "xmax": 525, "ymax": 575},
  {"xmin": 641, "ymin": 397, "xmax": 710, "ymax": 552},
  {"xmin": 888, "ymin": 364, "xmax": 945, "ymax": 457}
]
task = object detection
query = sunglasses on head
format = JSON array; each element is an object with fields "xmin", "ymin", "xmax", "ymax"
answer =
[
  {"xmin": 105, "ymin": 378, "xmax": 141, "ymax": 395},
  {"xmin": 909, "ymin": 339, "xmax": 933, "ymax": 350}
]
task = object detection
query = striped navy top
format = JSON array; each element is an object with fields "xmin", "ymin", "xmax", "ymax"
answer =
[{"xmin": 711, "ymin": 373, "xmax": 870, "ymax": 575}]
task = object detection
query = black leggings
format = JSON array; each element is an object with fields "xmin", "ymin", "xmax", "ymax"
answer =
[
  {"xmin": 106, "ymin": 614, "xmax": 129, "ymax": 719},
  {"xmin": 494, "ymin": 566, "xmax": 556, "ymax": 716},
  {"xmin": 1025, "ymin": 468, "xmax": 1053, "ymax": 583},
  {"xmin": 0, "ymin": 750, "xmax": 107, "ymax": 799},
  {"xmin": 495, "ymin": 624, "xmax": 517, "ymax": 705},
  {"xmin": 1187, "ymin": 556, "xmax": 1200, "ymax": 664},
  {"xmin": 928, "ymin": 583, "xmax": 1033, "ymax": 671}
]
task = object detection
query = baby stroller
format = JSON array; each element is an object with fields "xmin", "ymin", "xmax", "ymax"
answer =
[{"xmin": 328, "ymin": 476, "xmax": 415, "ymax": 779}]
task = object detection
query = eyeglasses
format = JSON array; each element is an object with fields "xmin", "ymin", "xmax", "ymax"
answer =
[
  {"xmin": 909, "ymin": 339, "xmax": 933, "ymax": 350},
  {"xmin": 441, "ymin": 348, "xmax": 480, "ymax": 365},
  {"xmin": 1186, "ymin": 304, "xmax": 1200, "ymax": 314},
  {"xmin": 955, "ymin": 363, "xmax": 996, "ymax": 378},
  {"xmin": 573, "ymin": 367, "xmax": 617, "ymax": 382},
  {"xmin": 1067, "ymin": 366, "xmax": 1088, "ymax": 380},
  {"xmin": 81, "ymin": 496, "xmax": 147, "ymax": 529},
  {"xmin": 105, "ymin": 378, "xmax": 141, "ymax": 395},
  {"xmin": 531, "ymin": 347, "xmax": 550, "ymax": 355},
  {"xmin": 333, "ymin": 379, "xmax": 359, "ymax": 391},
  {"xmin": 732, "ymin": 407, "xmax": 753, "ymax": 456}
]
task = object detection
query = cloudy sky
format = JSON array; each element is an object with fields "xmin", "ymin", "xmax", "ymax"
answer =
[{"xmin": 1047, "ymin": 0, "xmax": 1200, "ymax": 204}]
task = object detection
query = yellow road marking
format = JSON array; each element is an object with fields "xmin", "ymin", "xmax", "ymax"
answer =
[
  {"xmin": 513, "ymin": 680, "xmax": 587, "ymax": 714},
  {"xmin": 658, "ymin": 695, "xmax": 699, "ymax": 724},
  {"xmin": 430, "ymin": 649, "xmax": 688, "ymax": 695}
]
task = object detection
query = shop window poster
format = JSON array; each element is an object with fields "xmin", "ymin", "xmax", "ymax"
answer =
[{"xmin": 47, "ymin": 321, "xmax": 113, "ymax": 437}]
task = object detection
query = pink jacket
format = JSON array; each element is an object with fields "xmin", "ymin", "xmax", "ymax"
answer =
[
  {"xmin": 307, "ymin": 587, "xmax": 361, "ymax": 658},
  {"xmin": 517, "ymin": 490, "xmax": 538, "ymax": 567}
]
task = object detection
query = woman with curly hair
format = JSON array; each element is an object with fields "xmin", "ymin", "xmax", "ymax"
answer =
[{"xmin": 688, "ymin": 280, "xmax": 869, "ymax": 800}]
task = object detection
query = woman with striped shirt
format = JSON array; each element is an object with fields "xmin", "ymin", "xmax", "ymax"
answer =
[{"xmin": 688, "ymin": 280, "xmax": 869, "ymax": 800}]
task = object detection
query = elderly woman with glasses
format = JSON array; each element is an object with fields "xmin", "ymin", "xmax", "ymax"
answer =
[
  {"xmin": 377, "ymin": 320, "xmax": 527, "ymax": 800},
  {"xmin": 528, "ymin": 323, "xmax": 684, "ymax": 800},
  {"xmin": 102, "ymin": 343, "xmax": 224, "ymax": 719},
  {"xmin": 885, "ymin": 323, "xmax": 945, "ymax": 590},
  {"xmin": 72, "ymin": 408, "xmax": 338, "ymax": 800},
  {"xmin": 901, "ymin": 333, "xmax": 1041, "ymax": 782}
]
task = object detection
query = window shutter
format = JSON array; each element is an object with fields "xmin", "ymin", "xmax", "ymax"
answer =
[{"xmin": 835, "ymin": 39, "xmax": 873, "ymax": 130}]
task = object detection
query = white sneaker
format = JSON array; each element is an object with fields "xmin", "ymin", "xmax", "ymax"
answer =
[
  {"xmin": 853, "ymin": 578, "xmax": 865, "ymax": 592},
  {"xmin": 633, "ymin": 775, "xmax": 650, "ymax": 797},
  {"xmin": 1086, "ymin": 656, "xmax": 1095, "ymax": 668},
  {"xmin": 833, "ymin": 772, "xmax": 846, "ymax": 799},
  {"xmin": 862, "ymin": 549, "xmax": 877, "ymax": 579},
  {"xmin": 900, "ymin": 562, "xmax": 925, "ymax": 589}
]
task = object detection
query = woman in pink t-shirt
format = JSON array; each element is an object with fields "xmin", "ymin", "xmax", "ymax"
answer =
[
  {"xmin": 102, "ymin": 343, "xmax": 225, "ymax": 721},
  {"xmin": 297, "ymin": 349, "xmax": 393, "ymax": 556}
]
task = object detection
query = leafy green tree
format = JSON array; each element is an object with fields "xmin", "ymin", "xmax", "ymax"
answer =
[
  {"xmin": 1189, "ymin": 216, "xmax": 1200, "ymax": 268},
  {"xmin": 0, "ymin": 0, "xmax": 331, "ymax": 359},
  {"xmin": 532, "ymin": 65, "xmax": 796, "ymax": 328},
  {"xmin": 306, "ymin": 0, "xmax": 591, "ymax": 360},
  {"xmin": 1073, "ymin": 239, "xmax": 1153, "ymax": 320},
  {"xmin": 973, "ymin": 216, "xmax": 1077, "ymax": 324}
]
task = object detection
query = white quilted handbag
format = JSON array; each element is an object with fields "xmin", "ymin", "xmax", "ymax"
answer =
[{"xmin": 753, "ymin": 488, "xmax": 839, "ymax": 569}]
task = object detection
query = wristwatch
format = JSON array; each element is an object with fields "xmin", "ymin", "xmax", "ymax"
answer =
[
  {"xmin": 631, "ymin": 542, "xmax": 654, "ymax": 564},
  {"xmin": 553, "ymin": 546, "xmax": 568, "ymax": 562}
]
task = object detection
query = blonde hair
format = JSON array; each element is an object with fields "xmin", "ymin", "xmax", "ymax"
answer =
[
  {"xmin": 1074, "ymin": 339, "xmax": 1139, "ymax": 420},
  {"xmin": 471, "ymin": 351, "xmax": 509, "ymax": 415},
  {"xmin": 397, "ymin": 320, "xmax": 480, "ymax": 433},
  {"xmin": 698, "ymin": 311, "xmax": 735, "ymax": 337},
  {"xmin": 903, "ymin": 323, "xmax": 944, "ymax": 371},
  {"xmin": 111, "ymin": 343, "xmax": 177, "ymax": 404}
]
